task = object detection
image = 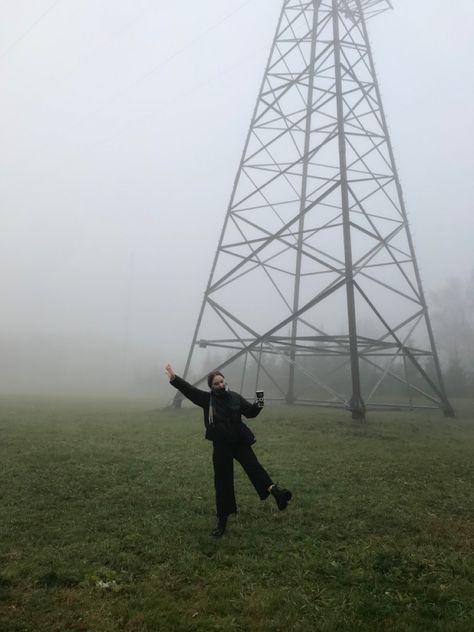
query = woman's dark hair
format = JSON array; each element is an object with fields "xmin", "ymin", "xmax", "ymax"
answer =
[{"xmin": 207, "ymin": 370, "xmax": 225, "ymax": 389}]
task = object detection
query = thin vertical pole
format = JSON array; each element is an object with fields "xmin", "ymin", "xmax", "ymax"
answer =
[
  {"xmin": 402, "ymin": 352, "xmax": 414, "ymax": 410},
  {"xmin": 255, "ymin": 342, "xmax": 263, "ymax": 393},
  {"xmin": 288, "ymin": 0, "xmax": 321, "ymax": 403},
  {"xmin": 332, "ymin": 0, "xmax": 365, "ymax": 419},
  {"xmin": 240, "ymin": 352, "xmax": 249, "ymax": 394}
]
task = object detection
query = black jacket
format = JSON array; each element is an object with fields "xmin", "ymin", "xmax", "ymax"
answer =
[{"xmin": 170, "ymin": 375, "xmax": 262, "ymax": 444}]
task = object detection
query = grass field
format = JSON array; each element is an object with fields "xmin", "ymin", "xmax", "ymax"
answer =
[{"xmin": 0, "ymin": 396, "xmax": 473, "ymax": 632}]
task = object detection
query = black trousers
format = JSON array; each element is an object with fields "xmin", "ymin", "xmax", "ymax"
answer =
[{"xmin": 212, "ymin": 441, "xmax": 273, "ymax": 518}]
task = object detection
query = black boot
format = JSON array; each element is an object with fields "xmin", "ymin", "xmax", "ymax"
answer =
[
  {"xmin": 271, "ymin": 484, "xmax": 292, "ymax": 511},
  {"xmin": 211, "ymin": 515, "xmax": 228, "ymax": 537}
]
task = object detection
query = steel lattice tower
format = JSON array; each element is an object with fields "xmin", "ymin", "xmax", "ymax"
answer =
[{"xmin": 179, "ymin": 0, "xmax": 453, "ymax": 418}]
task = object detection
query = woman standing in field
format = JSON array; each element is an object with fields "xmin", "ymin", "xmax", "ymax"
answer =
[{"xmin": 165, "ymin": 364, "xmax": 292, "ymax": 537}]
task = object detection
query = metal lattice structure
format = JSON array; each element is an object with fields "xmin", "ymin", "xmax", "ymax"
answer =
[{"xmin": 178, "ymin": 0, "xmax": 453, "ymax": 418}]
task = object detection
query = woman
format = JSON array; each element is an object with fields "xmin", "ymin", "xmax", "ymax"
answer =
[{"xmin": 165, "ymin": 364, "xmax": 292, "ymax": 537}]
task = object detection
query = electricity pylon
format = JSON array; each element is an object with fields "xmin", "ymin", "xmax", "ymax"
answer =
[{"xmin": 179, "ymin": 0, "xmax": 453, "ymax": 418}]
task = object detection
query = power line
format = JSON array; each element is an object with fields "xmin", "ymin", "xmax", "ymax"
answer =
[
  {"xmin": 95, "ymin": 42, "xmax": 268, "ymax": 147},
  {"xmin": 69, "ymin": 0, "xmax": 258, "ymax": 131},
  {"xmin": 0, "ymin": 0, "xmax": 63, "ymax": 62},
  {"xmin": 3, "ymin": 0, "xmax": 264, "ymax": 173},
  {"xmin": 17, "ymin": 2, "xmax": 165, "ymax": 110}
]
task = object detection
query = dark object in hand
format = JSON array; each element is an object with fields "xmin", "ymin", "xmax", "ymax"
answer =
[{"xmin": 256, "ymin": 390, "xmax": 264, "ymax": 408}]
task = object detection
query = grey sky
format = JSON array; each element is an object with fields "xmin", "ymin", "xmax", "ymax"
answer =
[{"xmin": 1, "ymin": 0, "xmax": 473, "ymax": 393}]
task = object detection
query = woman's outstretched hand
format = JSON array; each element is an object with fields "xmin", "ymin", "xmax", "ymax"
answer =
[{"xmin": 165, "ymin": 364, "xmax": 175, "ymax": 381}]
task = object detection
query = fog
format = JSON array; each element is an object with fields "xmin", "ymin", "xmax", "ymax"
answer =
[{"xmin": 1, "ymin": 0, "xmax": 473, "ymax": 397}]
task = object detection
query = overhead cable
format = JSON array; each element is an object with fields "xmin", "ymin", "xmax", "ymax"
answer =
[{"xmin": 0, "ymin": 0, "xmax": 63, "ymax": 62}]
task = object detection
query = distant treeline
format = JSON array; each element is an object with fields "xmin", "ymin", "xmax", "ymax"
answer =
[
  {"xmin": 0, "ymin": 274, "xmax": 472, "ymax": 401},
  {"xmin": 430, "ymin": 273, "xmax": 474, "ymax": 398},
  {"xmin": 0, "ymin": 333, "xmax": 164, "ymax": 397}
]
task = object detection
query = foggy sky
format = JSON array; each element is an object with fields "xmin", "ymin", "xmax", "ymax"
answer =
[{"xmin": 1, "ymin": 0, "xmax": 473, "ymax": 395}]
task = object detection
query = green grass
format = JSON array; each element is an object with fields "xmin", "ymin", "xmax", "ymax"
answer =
[{"xmin": 0, "ymin": 396, "xmax": 474, "ymax": 631}]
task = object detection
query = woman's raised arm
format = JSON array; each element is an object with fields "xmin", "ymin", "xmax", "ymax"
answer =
[
  {"xmin": 165, "ymin": 364, "xmax": 176, "ymax": 381},
  {"xmin": 165, "ymin": 364, "xmax": 209, "ymax": 408}
]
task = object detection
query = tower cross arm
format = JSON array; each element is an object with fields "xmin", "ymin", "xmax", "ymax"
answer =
[{"xmin": 342, "ymin": 0, "xmax": 393, "ymax": 19}]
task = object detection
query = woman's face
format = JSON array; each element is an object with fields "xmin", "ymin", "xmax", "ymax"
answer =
[{"xmin": 211, "ymin": 374, "xmax": 226, "ymax": 391}]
